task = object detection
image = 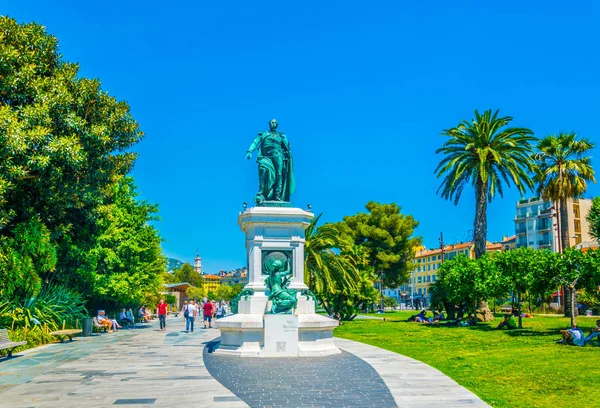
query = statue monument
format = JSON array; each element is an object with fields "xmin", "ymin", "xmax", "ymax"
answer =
[
  {"xmin": 215, "ymin": 119, "xmax": 340, "ymax": 357},
  {"xmin": 245, "ymin": 119, "xmax": 295, "ymax": 205}
]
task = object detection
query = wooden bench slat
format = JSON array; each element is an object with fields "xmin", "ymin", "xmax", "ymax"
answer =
[{"xmin": 49, "ymin": 329, "xmax": 82, "ymax": 335}]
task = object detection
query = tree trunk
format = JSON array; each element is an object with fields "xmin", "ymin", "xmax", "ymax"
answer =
[
  {"xmin": 564, "ymin": 286, "xmax": 579, "ymax": 318},
  {"xmin": 473, "ymin": 179, "xmax": 488, "ymax": 259},
  {"xmin": 569, "ymin": 285, "xmax": 576, "ymax": 327},
  {"xmin": 517, "ymin": 291, "xmax": 522, "ymax": 329},
  {"xmin": 472, "ymin": 180, "xmax": 494, "ymax": 321},
  {"xmin": 559, "ymin": 199, "xmax": 570, "ymax": 253}
]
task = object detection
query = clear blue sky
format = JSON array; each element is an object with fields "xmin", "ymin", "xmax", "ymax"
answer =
[{"xmin": 5, "ymin": 1, "xmax": 600, "ymax": 273}]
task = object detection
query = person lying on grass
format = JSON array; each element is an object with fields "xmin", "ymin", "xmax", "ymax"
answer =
[
  {"xmin": 559, "ymin": 323, "xmax": 585, "ymax": 346},
  {"xmin": 585, "ymin": 320, "xmax": 600, "ymax": 344},
  {"xmin": 496, "ymin": 314, "xmax": 517, "ymax": 330}
]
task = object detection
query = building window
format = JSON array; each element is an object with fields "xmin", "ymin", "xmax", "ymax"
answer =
[
  {"xmin": 433, "ymin": 274, "xmax": 436, "ymax": 282},
  {"xmin": 433, "ymin": 264, "xmax": 437, "ymax": 270},
  {"xmin": 418, "ymin": 276, "xmax": 422, "ymax": 283},
  {"xmin": 428, "ymin": 265, "xmax": 431, "ymax": 271},
  {"xmin": 418, "ymin": 288, "xmax": 422, "ymax": 295},
  {"xmin": 427, "ymin": 275, "xmax": 431, "ymax": 283},
  {"xmin": 437, "ymin": 255, "xmax": 441, "ymax": 260}
]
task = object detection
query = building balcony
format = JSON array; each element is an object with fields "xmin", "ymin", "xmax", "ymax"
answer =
[{"xmin": 538, "ymin": 241, "xmax": 552, "ymax": 247}]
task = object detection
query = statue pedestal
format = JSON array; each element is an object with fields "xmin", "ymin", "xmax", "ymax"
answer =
[{"xmin": 215, "ymin": 206, "xmax": 341, "ymax": 357}]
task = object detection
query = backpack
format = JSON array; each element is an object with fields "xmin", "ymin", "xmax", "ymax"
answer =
[{"xmin": 184, "ymin": 307, "xmax": 189, "ymax": 318}]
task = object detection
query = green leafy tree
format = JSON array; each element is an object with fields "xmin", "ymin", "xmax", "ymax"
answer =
[
  {"xmin": 586, "ymin": 196, "xmax": 600, "ymax": 241},
  {"xmin": 216, "ymin": 285, "xmax": 234, "ymax": 301},
  {"xmin": 304, "ymin": 214, "xmax": 359, "ymax": 295},
  {"xmin": 534, "ymin": 133, "xmax": 596, "ymax": 252},
  {"xmin": 173, "ymin": 263, "xmax": 204, "ymax": 288},
  {"xmin": 336, "ymin": 202, "xmax": 421, "ymax": 309},
  {"xmin": 163, "ymin": 294, "xmax": 177, "ymax": 309},
  {"xmin": 0, "ymin": 17, "xmax": 145, "ymax": 293},
  {"xmin": 435, "ymin": 109, "xmax": 536, "ymax": 258},
  {"xmin": 186, "ymin": 286, "xmax": 205, "ymax": 301},
  {"xmin": 437, "ymin": 255, "xmax": 492, "ymax": 324},
  {"xmin": 88, "ymin": 178, "xmax": 165, "ymax": 309},
  {"xmin": 493, "ymin": 248, "xmax": 541, "ymax": 328},
  {"xmin": 0, "ymin": 217, "xmax": 57, "ymax": 301},
  {"xmin": 229, "ymin": 284, "xmax": 245, "ymax": 301}
]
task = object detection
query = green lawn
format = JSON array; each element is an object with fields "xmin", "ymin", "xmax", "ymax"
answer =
[{"xmin": 334, "ymin": 312, "xmax": 600, "ymax": 408}]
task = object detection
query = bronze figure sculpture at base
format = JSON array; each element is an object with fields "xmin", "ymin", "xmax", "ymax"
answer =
[
  {"xmin": 245, "ymin": 119, "xmax": 295, "ymax": 205},
  {"xmin": 264, "ymin": 257, "xmax": 297, "ymax": 314}
]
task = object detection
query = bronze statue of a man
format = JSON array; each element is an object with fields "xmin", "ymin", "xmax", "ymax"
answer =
[{"xmin": 245, "ymin": 119, "xmax": 295, "ymax": 204}]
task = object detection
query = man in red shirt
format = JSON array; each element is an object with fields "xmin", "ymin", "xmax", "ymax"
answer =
[
  {"xmin": 203, "ymin": 300, "xmax": 214, "ymax": 329},
  {"xmin": 156, "ymin": 298, "xmax": 168, "ymax": 331}
]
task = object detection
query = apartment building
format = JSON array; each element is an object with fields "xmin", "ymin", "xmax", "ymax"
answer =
[
  {"xmin": 202, "ymin": 274, "xmax": 221, "ymax": 295},
  {"xmin": 514, "ymin": 197, "xmax": 592, "ymax": 251}
]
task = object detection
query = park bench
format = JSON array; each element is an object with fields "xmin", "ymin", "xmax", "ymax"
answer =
[
  {"xmin": 0, "ymin": 328, "xmax": 27, "ymax": 358},
  {"xmin": 500, "ymin": 307, "xmax": 513, "ymax": 314},
  {"xmin": 49, "ymin": 329, "xmax": 82, "ymax": 343}
]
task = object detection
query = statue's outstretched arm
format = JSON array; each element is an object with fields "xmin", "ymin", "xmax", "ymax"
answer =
[{"xmin": 245, "ymin": 132, "xmax": 264, "ymax": 159}]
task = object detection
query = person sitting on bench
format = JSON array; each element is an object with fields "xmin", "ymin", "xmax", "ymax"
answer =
[
  {"xmin": 96, "ymin": 310, "xmax": 113, "ymax": 332},
  {"xmin": 120, "ymin": 308, "xmax": 134, "ymax": 326},
  {"xmin": 138, "ymin": 306, "xmax": 151, "ymax": 322}
]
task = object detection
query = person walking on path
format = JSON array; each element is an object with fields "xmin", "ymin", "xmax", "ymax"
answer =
[
  {"xmin": 185, "ymin": 300, "xmax": 197, "ymax": 332},
  {"xmin": 216, "ymin": 302, "xmax": 225, "ymax": 319},
  {"xmin": 203, "ymin": 300, "xmax": 214, "ymax": 329},
  {"xmin": 157, "ymin": 298, "xmax": 168, "ymax": 331}
]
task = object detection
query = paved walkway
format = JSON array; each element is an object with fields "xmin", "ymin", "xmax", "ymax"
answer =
[
  {"xmin": 0, "ymin": 317, "xmax": 489, "ymax": 408},
  {"xmin": 0, "ymin": 319, "xmax": 244, "ymax": 408}
]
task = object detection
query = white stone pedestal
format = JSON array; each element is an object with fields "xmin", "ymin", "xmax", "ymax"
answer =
[
  {"xmin": 215, "ymin": 205, "xmax": 341, "ymax": 357},
  {"xmin": 263, "ymin": 314, "xmax": 298, "ymax": 357}
]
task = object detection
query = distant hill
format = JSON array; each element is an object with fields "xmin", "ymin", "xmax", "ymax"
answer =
[{"xmin": 166, "ymin": 257, "xmax": 184, "ymax": 272}]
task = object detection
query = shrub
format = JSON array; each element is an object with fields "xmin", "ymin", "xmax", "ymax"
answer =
[{"xmin": 0, "ymin": 285, "xmax": 88, "ymax": 331}]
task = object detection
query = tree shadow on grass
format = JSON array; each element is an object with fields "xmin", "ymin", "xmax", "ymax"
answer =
[{"xmin": 504, "ymin": 329, "xmax": 559, "ymax": 338}]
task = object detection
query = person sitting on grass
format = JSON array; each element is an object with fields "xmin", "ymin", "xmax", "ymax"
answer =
[
  {"xmin": 415, "ymin": 309, "xmax": 428, "ymax": 323},
  {"xmin": 559, "ymin": 323, "xmax": 585, "ymax": 346},
  {"xmin": 585, "ymin": 320, "xmax": 600, "ymax": 344},
  {"xmin": 432, "ymin": 310, "xmax": 445, "ymax": 321},
  {"xmin": 496, "ymin": 314, "xmax": 517, "ymax": 330}
]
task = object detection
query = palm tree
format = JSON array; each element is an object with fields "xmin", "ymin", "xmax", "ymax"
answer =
[
  {"xmin": 534, "ymin": 133, "xmax": 596, "ymax": 252},
  {"xmin": 533, "ymin": 133, "xmax": 595, "ymax": 318},
  {"xmin": 304, "ymin": 213, "xmax": 359, "ymax": 296},
  {"xmin": 435, "ymin": 109, "xmax": 536, "ymax": 258}
]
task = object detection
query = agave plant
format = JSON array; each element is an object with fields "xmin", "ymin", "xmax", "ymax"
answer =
[{"xmin": 0, "ymin": 285, "xmax": 88, "ymax": 331}]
